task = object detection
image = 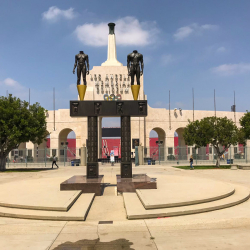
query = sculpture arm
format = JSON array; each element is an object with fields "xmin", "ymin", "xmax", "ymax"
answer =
[
  {"xmin": 140, "ymin": 55, "xmax": 144, "ymax": 75},
  {"xmin": 127, "ymin": 55, "xmax": 131, "ymax": 76},
  {"xmin": 86, "ymin": 55, "xmax": 89, "ymax": 74},
  {"xmin": 73, "ymin": 55, "xmax": 77, "ymax": 74}
]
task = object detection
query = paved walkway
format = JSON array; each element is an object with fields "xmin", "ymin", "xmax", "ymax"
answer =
[{"xmin": 1, "ymin": 164, "xmax": 250, "ymax": 249}]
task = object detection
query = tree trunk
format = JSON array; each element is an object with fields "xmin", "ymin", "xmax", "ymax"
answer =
[
  {"xmin": 214, "ymin": 147, "xmax": 221, "ymax": 168},
  {"xmin": 216, "ymin": 155, "xmax": 220, "ymax": 167},
  {"xmin": 0, "ymin": 155, "xmax": 6, "ymax": 171}
]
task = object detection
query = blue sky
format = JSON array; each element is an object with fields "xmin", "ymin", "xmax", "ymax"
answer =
[{"xmin": 1, "ymin": 0, "xmax": 250, "ymax": 127}]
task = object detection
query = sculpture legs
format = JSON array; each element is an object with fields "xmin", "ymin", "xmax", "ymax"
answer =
[
  {"xmin": 77, "ymin": 64, "xmax": 87, "ymax": 100},
  {"xmin": 130, "ymin": 65, "xmax": 140, "ymax": 100}
]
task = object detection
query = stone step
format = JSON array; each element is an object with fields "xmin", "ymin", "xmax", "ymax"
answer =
[
  {"xmin": 136, "ymin": 186, "xmax": 235, "ymax": 209},
  {"xmin": 0, "ymin": 193, "xmax": 95, "ymax": 221},
  {"xmin": 0, "ymin": 190, "xmax": 82, "ymax": 211},
  {"xmin": 123, "ymin": 185, "xmax": 250, "ymax": 220}
]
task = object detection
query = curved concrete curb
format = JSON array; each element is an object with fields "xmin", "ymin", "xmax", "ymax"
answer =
[
  {"xmin": 136, "ymin": 188, "xmax": 235, "ymax": 209},
  {"xmin": 123, "ymin": 185, "xmax": 250, "ymax": 220},
  {"xmin": 0, "ymin": 191, "xmax": 82, "ymax": 211},
  {"xmin": 0, "ymin": 193, "xmax": 95, "ymax": 221}
]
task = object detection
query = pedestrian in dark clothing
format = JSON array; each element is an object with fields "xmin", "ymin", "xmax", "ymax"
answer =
[
  {"xmin": 190, "ymin": 155, "xmax": 194, "ymax": 170},
  {"xmin": 52, "ymin": 155, "xmax": 59, "ymax": 169}
]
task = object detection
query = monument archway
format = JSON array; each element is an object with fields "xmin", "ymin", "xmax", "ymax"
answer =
[
  {"xmin": 101, "ymin": 117, "xmax": 121, "ymax": 160},
  {"xmin": 58, "ymin": 128, "xmax": 77, "ymax": 162},
  {"xmin": 149, "ymin": 127, "xmax": 166, "ymax": 161},
  {"xmin": 175, "ymin": 127, "xmax": 188, "ymax": 161},
  {"xmin": 33, "ymin": 131, "xmax": 49, "ymax": 162}
]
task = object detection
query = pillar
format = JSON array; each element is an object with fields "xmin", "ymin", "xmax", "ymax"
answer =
[
  {"xmin": 87, "ymin": 116, "xmax": 99, "ymax": 178},
  {"xmin": 138, "ymin": 146, "xmax": 144, "ymax": 165},
  {"xmin": 98, "ymin": 117, "xmax": 103, "ymax": 158},
  {"xmin": 121, "ymin": 116, "xmax": 132, "ymax": 178},
  {"xmin": 80, "ymin": 147, "xmax": 87, "ymax": 166}
]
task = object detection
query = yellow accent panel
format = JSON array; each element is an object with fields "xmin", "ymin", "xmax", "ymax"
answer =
[
  {"xmin": 131, "ymin": 85, "xmax": 140, "ymax": 100},
  {"xmin": 77, "ymin": 85, "xmax": 87, "ymax": 101}
]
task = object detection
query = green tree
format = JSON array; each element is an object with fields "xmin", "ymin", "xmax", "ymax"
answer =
[
  {"xmin": 240, "ymin": 111, "xmax": 250, "ymax": 140},
  {"xmin": 183, "ymin": 116, "xmax": 243, "ymax": 167},
  {"xmin": 0, "ymin": 95, "xmax": 47, "ymax": 170}
]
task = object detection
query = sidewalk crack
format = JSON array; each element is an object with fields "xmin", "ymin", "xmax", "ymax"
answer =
[
  {"xmin": 47, "ymin": 221, "xmax": 68, "ymax": 250},
  {"xmin": 144, "ymin": 219, "xmax": 159, "ymax": 250}
]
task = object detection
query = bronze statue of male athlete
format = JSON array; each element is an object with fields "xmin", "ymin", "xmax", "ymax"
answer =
[
  {"xmin": 127, "ymin": 50, "xmax": 144, "ymax": 100},
  {"xmin": 73, "ymin": 51, "xmax": 89, "ymax": 100}
]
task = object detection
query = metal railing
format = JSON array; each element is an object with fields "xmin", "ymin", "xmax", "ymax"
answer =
[
  {"xmin": 7, "ymin": 146, "xmax": 249, "ymax": 168},
  {"xmin": 6, "ymin": 147, "xmax": 80, "ymax": 168},
  {"xmin": 142, "ymin": 146, "xmax": 250, "ymax": 165}
]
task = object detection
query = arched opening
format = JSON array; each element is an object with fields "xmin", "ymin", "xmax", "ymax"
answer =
[
  {"xmin": 33, "ymin": 131, "xmax": 50, "ymax": 163},
  {"xmin": 175, "ymin": 128, "xmax": 210, "ymax": 162},
  {"xmin": 101, "ymin": 117, "xmax": 121, "ymax": 163},
  {"xmin": 175, "ymin": 127, "xmax": 188, "ymax": 161},
  {"xmin": 58, "ymin": 128, "xmax": 76, "ymax": 162},
  {"xmin": 149, "ymin": 127, "xmax": 166, "ymax": 162},
  {"xmin": 10, "ymin": 142, "xmax": 27, "ymax": 163}
]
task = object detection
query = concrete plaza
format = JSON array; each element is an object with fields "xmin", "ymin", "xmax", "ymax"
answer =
[{"xmin": 1, "ymin": 164, "xmax": 250, "ymax": 249}]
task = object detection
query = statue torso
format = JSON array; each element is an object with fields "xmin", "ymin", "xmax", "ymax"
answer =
[
  {"xmin": 76, "ymin": 53, "xmax": 88, "ymax": 64},
  {"xmin": 128, "ymin": 53, "xmax": 142, "ymax": 65}
]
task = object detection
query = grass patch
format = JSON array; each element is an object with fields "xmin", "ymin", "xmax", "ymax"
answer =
[{"xmin": 173, "ymin": 165, "xmax": 232, "ymax": 170}]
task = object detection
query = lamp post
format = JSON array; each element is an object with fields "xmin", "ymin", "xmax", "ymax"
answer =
[{"xmin": 156, "ymin": 140, "xmax": 163, "ymax": 165}]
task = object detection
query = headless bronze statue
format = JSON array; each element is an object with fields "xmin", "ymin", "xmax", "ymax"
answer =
[
  {"xmin": 73, "ymin": 51, "xmax": 89, "ymax": 85},
  {"xmin": 73, "ymin": 51, "xmax": 89, "ymax": 100},
  {"xmin": 127, "ymin": 50, "xmax": 144, "ymax": 100}
]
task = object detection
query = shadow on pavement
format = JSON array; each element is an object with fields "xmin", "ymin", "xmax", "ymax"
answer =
[{"xmin": 52, "ymin": 238, "xmax": 135, "ymax": 250}]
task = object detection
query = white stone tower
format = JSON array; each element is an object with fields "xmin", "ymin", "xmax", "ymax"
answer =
[{"xmin": 101, "ymin": 23, "xmax": 123, "ymax": 66}]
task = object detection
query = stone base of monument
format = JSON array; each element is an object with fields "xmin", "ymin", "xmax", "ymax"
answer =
[
  {"xmin": 116, "ymin": 174, "xmax": 157, "ymax": 193},
  {"xmin": 60, "ymin": 175, "xmax": 104, "ymax": 196}
]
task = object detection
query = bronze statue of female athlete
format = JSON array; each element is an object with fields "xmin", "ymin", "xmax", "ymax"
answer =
[
  {"xmin": 73, "ymin": 51, "xmax": 89, "ymax": 100},
  {"xmin": 127, "ymin": 50, "xmax": 144, "ymax": 100}
]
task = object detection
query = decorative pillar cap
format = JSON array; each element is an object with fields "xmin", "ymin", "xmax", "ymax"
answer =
[{"xmin": 108, "ymin": 23, "xmax": 115, "ymax": 34}]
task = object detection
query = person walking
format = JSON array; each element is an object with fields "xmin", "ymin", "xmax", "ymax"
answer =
[
  {"xmin": 52, "ymin": 155, "xmax": 59, "ymax": 169},
  {"xmin": 190, "ymin": 155, "xmax": 194, "ymax": 170},
  {"xmin": 110, "ymin": 152, "xmax": 115, "ymax": 166}
]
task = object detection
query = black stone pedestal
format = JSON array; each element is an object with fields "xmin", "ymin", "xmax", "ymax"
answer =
[
  {"xmin": 87, "ymin": 162, "xmax": 99, "ymax": 178},
  {"xmin": 60, "ymin": 175, "xmax": 104, "ymax": 196},
  {"xmin": 116, "ymin": 174, "xmax": 157, "ymax": 193}
]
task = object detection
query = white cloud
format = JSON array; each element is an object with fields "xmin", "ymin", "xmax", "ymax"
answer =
[
  {"xmin": 42, "ymin": 6, "xmax": 76, "ymax": 21},
  {"xmin": 211, "ymin": 63, "xmax": 250, "ymax": 76},
  {"xmin": 74, "ymin": 16, "xmax": 159, "ymax": 47},
  {"xmin": 0, "ymin": 78, "xmax": 28, "ymax": 100},
  {"xmin": 216, "ymin": 46, "xmax": 226, "ymax": 53},
  {"xmin": 200, "ymin": 24, "xmax": 218, "ymax": 30},
  {"xmin": 174, "ymin": 26, "xmax": 194, "ymax": 41},
  {"xmin": 174, "ymin": 23, "xmax": 218, "ymax": 41},
  {"xmin": 0, "ymin": 78, "xmax": 23, "ymax": 89}
]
